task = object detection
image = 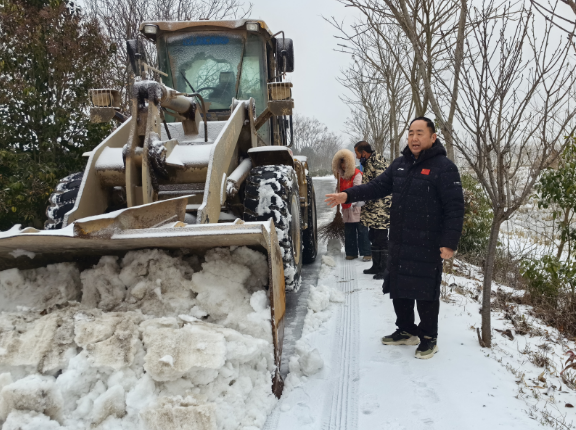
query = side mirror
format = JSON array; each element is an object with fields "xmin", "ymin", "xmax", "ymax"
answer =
[
  {"xmin": 276, "ymin": 38, "xmax": 294, "ymax": 73},
  {"xmin": 126, "ymin": 39, "xmax": 148, "ymax": 77}
]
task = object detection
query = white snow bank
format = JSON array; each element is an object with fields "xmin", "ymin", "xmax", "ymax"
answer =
[
  {"xmin": 283, "ymin": 339, "xmax": 324, "ymax": 393},
  {"xmin": 321, "ymin": 255, "xmax": 336, "ymax": 267},
  {"xmin": 0, "ymin": 263, "xmax": 80, "ymax": 312},
  {"xmin": 304, "ymin": 284, "xmax": 344, "ymax": 334},
  {"xmin": 0, "ymin": 247, "xmax": 277, "ymax": 430}
]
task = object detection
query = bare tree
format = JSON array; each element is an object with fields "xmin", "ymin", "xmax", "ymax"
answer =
[
  {"xmin": 532, "ymin": 0, "xmax": 576, "ymax": 24},
  {"xmin": 530, "ymin": 0, "xmax": 576, "ymax": 50},
  {"xmin": 337, "ymin": 25, "xmax": 414, "ymax": 160},
  {"xmin": 83, "ymin": 0, "xmax": 252, "ymax": 108},
  {"xmin": 339, "ymin": 61, "xmax": 391, "ymax": 156},
  {"xmin": 331, "ymin": 0, "xmax": 468, "ymax": 161},
  {"xmin": 453, "ymin": 0, "xmax": 576, "ymax": 347},
  {"xmin": 292, "ymin": 114, "xmax": 344, "ymax": 175}
]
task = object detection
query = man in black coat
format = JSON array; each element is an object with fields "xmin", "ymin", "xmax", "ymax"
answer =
[{"xmin": 325, "ymin": 117, "xmax": 464, "ymax": 359}]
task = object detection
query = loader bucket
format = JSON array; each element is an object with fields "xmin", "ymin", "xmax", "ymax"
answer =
[{"xmin": 0, "ymin": 196, "xmax": 286, "ymax": 396}]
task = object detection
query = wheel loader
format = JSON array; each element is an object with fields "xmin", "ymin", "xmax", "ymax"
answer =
[{"xmin": 0, "ymin": 19, "xmax": 318, "ymax": 397}]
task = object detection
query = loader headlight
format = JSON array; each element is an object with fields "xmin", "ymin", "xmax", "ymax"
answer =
[
  {"xmin": 143, "ymin": 24, "xmax": 159, "ymax": 40},
  {"xmin": 246, "ymin": 22, "xmax": 260, "ymax": 32}
]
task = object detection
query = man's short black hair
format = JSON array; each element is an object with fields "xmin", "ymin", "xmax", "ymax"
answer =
[
  {"xmin": 354, "ymin": 141, "xmax": 373, "ymax": 154},
  {"xmin": 410, "ymin": 117, "xmax": 436, "ymax": 134}
]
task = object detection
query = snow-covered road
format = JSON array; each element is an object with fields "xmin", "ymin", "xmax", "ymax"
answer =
[{"xmin": 266, "ymin": 177, "xmax": 555, "ymax": 430}]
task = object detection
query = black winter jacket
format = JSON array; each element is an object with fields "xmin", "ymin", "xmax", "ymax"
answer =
[{"xmin": 344, "ymin": 141, "xmax": 464, "ymax": 301}]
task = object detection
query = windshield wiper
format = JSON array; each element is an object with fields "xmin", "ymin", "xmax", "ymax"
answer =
[{"xmin": 180, "ymin": 71, "xmax": 196, "ymax": 93}]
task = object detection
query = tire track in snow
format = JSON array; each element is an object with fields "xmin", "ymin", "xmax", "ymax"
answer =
[{"xmin": 321, "ymin": 255, "xmax": 359, "ymax": 430}]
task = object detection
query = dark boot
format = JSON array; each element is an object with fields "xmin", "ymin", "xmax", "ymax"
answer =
[
  {"xmin": 363, "ymin": 247, "xmax": 381, "ymax": 275},
  {"xmin": 373, "ymin": 249, "xmax": 388, "ymax": 280}
]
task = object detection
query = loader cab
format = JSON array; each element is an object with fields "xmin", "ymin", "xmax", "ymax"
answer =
[{"xmin": 144, "ymin": 20, "xmax": 293, "ymax": 146}]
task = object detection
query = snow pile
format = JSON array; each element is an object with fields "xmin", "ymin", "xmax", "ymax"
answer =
[
  {"xmin": 284, "ymin": 339, "xmax": 324, "ymax": 392},
  {"xmin": 304, "ymin": 257, "xmax": 343, "ymax": 335},
  {"xmin": 319, "ymin": 255, "xmax": 337, "ymax": 279},
  {"xmin": 304, "ymin": 284, "xmax": 345, "ymax": 334},
  {"xmin": 0, "ymin": 263, "xmax": 80, "ymax": 312},
  {"xmin": 0, "ymin": 247, "xmax": 277, "ymax": 430},
  {"xmin": 321, "ymin": 255, "xmax": 336, "ymax": 267}
]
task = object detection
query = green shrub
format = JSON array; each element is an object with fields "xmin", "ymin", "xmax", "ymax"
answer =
[
  {"xmin": 458, "ymin": 173, "xmax": 493, "ymax": 256},
  {"xmin": 0, "ymin": 0, "xmax": 113, "ymax": 231},
  {"xmin": 536, "ymin": 137, "xmax": 576, "ymax": 258},
  {"xmin": 520, "ymin": 255, "xmax": 576, "ymax": 304}
]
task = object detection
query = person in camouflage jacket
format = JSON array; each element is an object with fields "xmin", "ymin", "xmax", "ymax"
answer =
[
  {"xmin": 360, "ymin": 152, "xmax": 392, "ymax": 229},
  {"xmin": 354, "ymin": 141, "xmax": 392, "ymax": 279}
]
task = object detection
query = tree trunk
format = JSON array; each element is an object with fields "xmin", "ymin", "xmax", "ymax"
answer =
[
  {"xmin": 481, "ymin": 215, "xmax": 502, "ymax": 347},
  {"xmin": 443, "ymin": 122, "xmax": 455, "ymax": 162},
  {"xmin": 443, "ymin": 0, "xmax": 467, "ymax": 163},
  {"xmin": 557, "ymin": 207, "xmax": 570, "ymax": 259},
  {"xmin": 389, "ymin": 97, "xmax": 397, "ymax": 160}
]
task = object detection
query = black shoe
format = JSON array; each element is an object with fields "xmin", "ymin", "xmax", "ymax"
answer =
[
  {"xmin": 363, "ymin": 248, "xmax": 381, "ymax": 274},
  {"xmin": 415, "ymin": 336, "xmax": 439, "ymax": 359},
  {"xmin": 381, "ymin": 329, "xmax": 420, "ymax": 345}
]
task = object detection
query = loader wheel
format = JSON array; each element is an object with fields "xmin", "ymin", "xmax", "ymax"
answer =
[
  {"xmin": 45, "ymin": 172, "xmax": 83, "ymax": 230},
  {"xmin": 244, "ymin": 165, "xmax": 303, "ymax": 291},
  {"xmin": 302, "ymin": 176, "xmax": 318, "ymax": 264}
]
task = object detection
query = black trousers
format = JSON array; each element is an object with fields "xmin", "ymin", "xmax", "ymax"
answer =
[
  {"xmin": 393, "ymin": 298, "xmax": 440, "ymax": 339},
  {"xmin": 344, "ymin": 223, "xmax": 371, "ymax": 257},
  {"xmin": 368, "ymin": 227, "xmax": 388, "ymax": 249}
]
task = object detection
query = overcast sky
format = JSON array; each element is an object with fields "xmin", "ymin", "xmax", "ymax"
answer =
[
  {"xmin": 249, "ymin": 0, "xmax": 357, "ymax": 141},
  {"xmin": 248, "ymin": 0, "xmax": 576, "ymax": 145}
]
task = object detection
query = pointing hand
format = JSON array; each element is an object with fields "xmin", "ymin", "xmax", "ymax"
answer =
[{"xmin": 324, "ymin": 193, "xmax": 347, "ymax": 208}]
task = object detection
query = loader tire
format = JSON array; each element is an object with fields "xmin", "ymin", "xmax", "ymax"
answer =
[
  {"xmin": 45, "ymin": 172, "xmax": 83, "ymax": 230},
  {"xmin": 302, "ymin": 176, "xmax": 318, "ymax": 264},
  {"xmin": 244, "ymin": 165, "xmax": 303, "ymax": 291}
]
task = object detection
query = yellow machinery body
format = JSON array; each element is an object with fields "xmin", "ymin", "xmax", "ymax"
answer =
[{"xmin": 0, "ymin": 19, "xmax": 314, "ymax": 397}]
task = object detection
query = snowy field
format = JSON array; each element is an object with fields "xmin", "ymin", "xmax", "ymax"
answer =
[{"xmin": 1, "ymin": 176, "xmax": 576, "ymax": 429}]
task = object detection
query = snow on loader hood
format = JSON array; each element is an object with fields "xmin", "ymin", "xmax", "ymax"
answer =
[{"xmin": 0, "ymin": 246, "xmax": 278, "ymax": 430}]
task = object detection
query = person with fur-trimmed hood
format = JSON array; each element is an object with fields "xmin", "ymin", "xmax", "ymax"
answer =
[{"xmin": 332, "ymin": 149, "xmax": 371, "ymax": 260}]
